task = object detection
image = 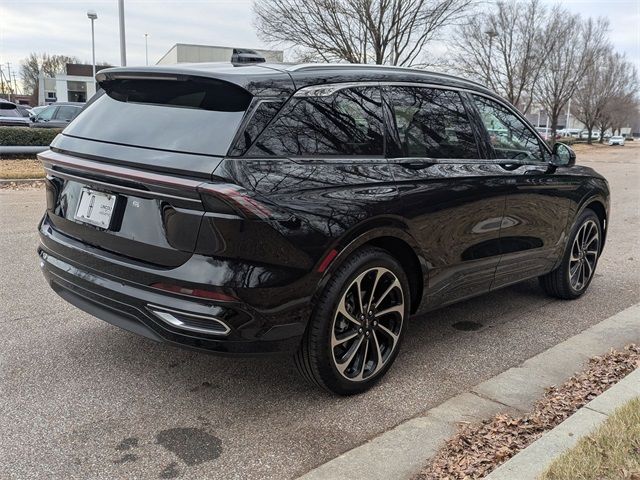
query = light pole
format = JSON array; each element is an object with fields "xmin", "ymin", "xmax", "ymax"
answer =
[
  {"xmin": 118, "ymin": 0, "xmax": 127, "ymax": 66},
  {"xmin": 144, "ymin": 33, "xmax": 149, "ymax": 66},
  {"xmin": 485, "ymin": 29, "xmax": 498, "ymax": 85},
  {"xmin": 87, "ymin": 11, "xmax": 98, "ymax": 86}
]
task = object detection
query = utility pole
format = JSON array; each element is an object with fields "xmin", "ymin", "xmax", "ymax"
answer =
[
  {"xmin": 12, "ymin": 73, "xmax": 19, "ymax": 95},
  {"xmin": 88, "ymin": 11, "xmax": 98, "ymax": 85},
  {"xmin": 118, "ymin": 0, "xmax": 127, "ymax": 66},
  {"xmin": 565, "ymin": 98, "xmax": 571, "ymax": 130},
  {"xmin": 0, "ymin": 67, "xmax": 5, "ymax": 95},
  {"xmin": 485, "ymin": 29, "xmax": 498, "ymax": 86},
  {"xmin": 144, "ymin": 33, "xmax": 149, "ymax": 66},
  {"xmin": 5, "ymin": 63, "xmax": 14, "ymax": 99}
]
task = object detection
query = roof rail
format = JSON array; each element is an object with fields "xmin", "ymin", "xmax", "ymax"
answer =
[{"xmin": 286, "ymin": 63, "xmax": 487, "ymax": 89}]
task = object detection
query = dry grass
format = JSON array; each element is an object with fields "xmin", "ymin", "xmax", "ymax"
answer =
[
  {"xmin": 0, "ymin": 158, "xmax": 44, "ymax": 179},
  {"xmin": 541, "ymin": 397, "xmax": 640, "ymax": 480}
]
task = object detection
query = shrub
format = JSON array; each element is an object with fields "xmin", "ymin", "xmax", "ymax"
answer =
[{"xmin": 0, "ymin": 127, "xmax": 62, "ymax": 146}]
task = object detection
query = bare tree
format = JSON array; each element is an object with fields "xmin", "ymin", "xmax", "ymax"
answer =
[
  {"xmin": 453, "ymin": 0, "xmax": 549, "ymax": 113},
  {"xmin": 574, "ymin": 50, "xmax": 638, "ymax": 144},
  {"xmin": 253, "ymin": 0, "xmax": 475, "ymax": 66},
  {"xmin": 20, "ymin": 52, "xmax": 80, "ymax": 97},
  {"xmin": 534, "ymin": 12, "xmax": 609, "ymax": 142}
]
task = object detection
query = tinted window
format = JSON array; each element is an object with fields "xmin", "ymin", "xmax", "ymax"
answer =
[
  {"xmin": 37, "ymin": 106, "xmax": 57, "ymax": 121},
  {"xmin": 473, "ymin": 95, "xmax": 547, "ymax": 162},
  {"xmin": 248, "ymin": 87, "xmax": 383, "ymax": 157},
  {"xmin": 228, "ymin": 99, "xmax": 285, "ymax": 156},
  {"xmin": 0, "ymin": 108, "xmax": 20, "ymax": 118},
  {"xmin": 64, "ymin": 78, "xmax": 252, "ymax": 156},
  {"xmin": 386, "ymin": 87, "xmax": 478, "ymax": 159},
  {"xmin": 55, "ymin": 106, "xmax": 80, "ymax": 122}
]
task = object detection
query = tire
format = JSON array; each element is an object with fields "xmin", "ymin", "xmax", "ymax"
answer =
[
  {"xmin": 540, "ymin": 208, "xmax": 602, "ymax": 299},
  {"xmin": 295, "ymin": 247, "xmax": 410, "ymax": 395}
]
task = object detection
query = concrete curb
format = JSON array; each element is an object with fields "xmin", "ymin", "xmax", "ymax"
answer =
[
  {"xmin": 485, "ymin": 368, "xmax": 640, "ymax": 480},
  {"xmin": 297, "ymin": 303, "xmax": 640, "ymax": 480},
  {"xmin": 0, "ymin": 145, "xmax": 48, "ymax": 155}
]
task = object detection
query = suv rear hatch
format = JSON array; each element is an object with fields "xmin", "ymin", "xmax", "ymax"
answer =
[{"xmin": 40, "ymin": 70, "xmax": 256, "ymax": 268}]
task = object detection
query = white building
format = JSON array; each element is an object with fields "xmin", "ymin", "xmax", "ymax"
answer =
[
  {"xmin": 37, "ymin": 64, "xmax": 110, "ymax": 105},
  {"xmin": 157, "ymin": 43, "xmax": 283, "ymax": 65}
]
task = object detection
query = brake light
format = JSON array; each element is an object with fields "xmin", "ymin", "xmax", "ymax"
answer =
[
  {"xmin": 197, "ymin": 183, "xmax": 272, "ymax": 219},
  {"xmin": 150, "ymin": 283, "xmax": 237, "ymax": 302}
]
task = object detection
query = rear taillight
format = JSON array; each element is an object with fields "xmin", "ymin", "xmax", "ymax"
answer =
[
  {"xmin": 150, "ymin": 282, "xmax": 237, "ymax": 302},
  {"xmin": 197, "ymin": 183, "xmax": 272, "ymax": 219}
]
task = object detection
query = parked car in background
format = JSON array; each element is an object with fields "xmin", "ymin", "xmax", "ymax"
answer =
[
  {"xmin": 580, "ymin": 130, "xmax": 601, "ymax": 140},
  {"xmin": 30, "ymin": 105, "xmax": 48, "ymax": 116},
  {"xmin": 558, "ymin": 128, "xmax": 581, "ymax": 138},
  {"xmin": 30, "ymin": 102, "xmax": 83, "ymax": 129},
  {"xmin": 16, "ymin": 105, "xmax": 34, "ymax": 117},
  {"xmin": 38, "ymin": 63, "xmax": 610, "ymax": 395},
  {"xmin": 0, "ymin": 99, "xmax": 31, "ymax": 126},
  {"xmin": 608, "ymin": 135, "xmax": 625, "ymax": 146}
]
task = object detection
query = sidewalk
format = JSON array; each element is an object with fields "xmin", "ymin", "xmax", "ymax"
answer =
[{"xmin": 298, "ymin": 303, "xmax": 640, "ymax": 480}]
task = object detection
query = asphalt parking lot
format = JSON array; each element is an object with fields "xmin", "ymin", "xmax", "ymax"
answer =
[{"xmin": 1, "ymin": 143, "xmax": 639, "ymax": 480}]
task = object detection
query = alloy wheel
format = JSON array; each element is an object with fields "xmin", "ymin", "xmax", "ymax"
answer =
[
  {"xmin": 331, "ymin": 267, "xmax": 404, "ymax": 381},
  {"xmin": 568, "ymin": 219, "xmax": 599, "ymax": 291}
]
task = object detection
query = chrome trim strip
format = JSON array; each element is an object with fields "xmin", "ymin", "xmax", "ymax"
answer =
[{"xmin": 148, "ymin": 304, "xmax": 231, "ymax": 336}]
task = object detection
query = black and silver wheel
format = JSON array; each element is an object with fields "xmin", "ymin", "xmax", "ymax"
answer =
[
  {"xmin": 295, "ymin": 247, "xmax": 409, "ymax": 395},
  {"xmin": 540, "ymin": 208, "xmax": 602, "ymax": 299}
]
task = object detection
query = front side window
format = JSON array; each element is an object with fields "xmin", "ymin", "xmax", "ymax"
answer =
[
  {"xmin": 248, "ymin": 87, "xmax": 383, "ymax": 157},
  {"xmin": 385, "ymin": 87, "xmax": 479, "ymax": 159},
  {"xmin": 36, "ymin": 106, "xmax": 57, "ymax": 121},
  {"xmin": 473, "ymin": 95, "xmax": 547, "ymax": 162}
]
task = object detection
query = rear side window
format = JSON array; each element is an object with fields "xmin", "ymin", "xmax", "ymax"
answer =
[
  {"xmin": 0, "ymin": 107, "xmax": 21, "ymax": 118},
  {"xmin": 247, "ymin": 87, "xmax": 383, "ymax": 157},
  {"xmin": 385, "ymin": 87, "xmax": 479, "ymax": 159},
  {"xmin": 55, "ymin": 106, "xmax": 80, "ymax": 121},
  {"xmin": 64, "ymin": 77, "xmax": 252, "ymax": 156}
]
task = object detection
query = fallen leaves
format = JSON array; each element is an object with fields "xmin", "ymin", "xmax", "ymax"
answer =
[{"xmin": 414, "ymin": 344, "xmax": 640, "ymax": 480}]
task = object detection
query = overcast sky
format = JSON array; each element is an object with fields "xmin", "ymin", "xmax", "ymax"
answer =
[{"xmin": 0, "ymin": 0, "xmax": 638, "ymax": 89}]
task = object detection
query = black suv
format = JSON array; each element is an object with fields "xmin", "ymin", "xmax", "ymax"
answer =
[{"xmin": 38, "ymin": 63, "xmax": 609, "ymax": 395}]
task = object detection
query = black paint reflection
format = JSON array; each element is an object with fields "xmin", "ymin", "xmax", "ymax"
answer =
[{"xmin": 248, "ymin": 87, "xmax": 384, "ymax": 157}]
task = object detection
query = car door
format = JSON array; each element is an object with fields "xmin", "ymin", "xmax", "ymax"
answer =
[
  {"xmin": 383, "ymin": 85, "xmax": 506, "ymax": 309},
  {"xmin": 468, "ymin": 94, "xmax": 573, "ymax": 289},
  {"xmin": 51, "ymin": 105, "xmax": 80, "ymax": 128}
]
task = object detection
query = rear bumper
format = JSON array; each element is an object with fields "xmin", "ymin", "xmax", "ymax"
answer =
[{"xmin": 38, "ymin": 217, "xmax": 311, "ymax": 356}]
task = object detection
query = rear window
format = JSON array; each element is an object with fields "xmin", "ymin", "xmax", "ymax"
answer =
[
  {"xmin": 64, "ymin": 77, "xmax": 252, "ymax": 156},
  {"xmin": 0, "ymin": 105, "xmax": 20, "ymax": 117}
]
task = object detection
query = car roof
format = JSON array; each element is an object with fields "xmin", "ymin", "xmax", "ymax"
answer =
[
  {"xmin": 96, "ymin": 62, "xmax": 493, "ymax": 98},
  {"xmin": 45, "ymin": 102, "xmax": 84, "ymax": 107}
]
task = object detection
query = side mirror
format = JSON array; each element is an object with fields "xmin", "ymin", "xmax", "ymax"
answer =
[{"xmin": 551, "ymin": 142, "xmax": 576, "ymax": 167}]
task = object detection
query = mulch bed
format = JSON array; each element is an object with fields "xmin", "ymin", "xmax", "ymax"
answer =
[{"xmin": 415, "ymin": 345, "xmax": 640, "ymax": 480}]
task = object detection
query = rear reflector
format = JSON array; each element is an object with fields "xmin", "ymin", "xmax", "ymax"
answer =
[
  {"xmin": 150, "ymin": 283, "xmax": 237, "ymax": 302},
  {"xmin": 317, "ymin": 249, "xmax": 338, "ymax": 273}
]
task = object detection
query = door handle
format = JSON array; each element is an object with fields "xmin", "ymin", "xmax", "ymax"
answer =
[
  {"xmin": 499, "ymin": 163, "xmax": 520, "ymax": 171},
  {"xmin": 399, "ymin": 160, "xmax": 434, "ymax": 170}
]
